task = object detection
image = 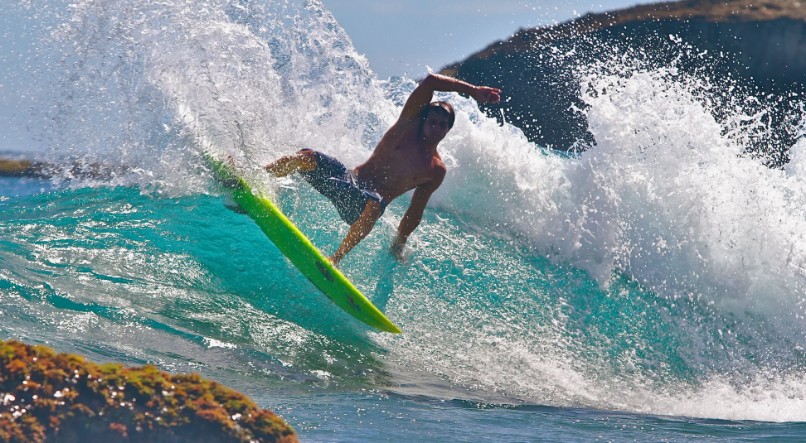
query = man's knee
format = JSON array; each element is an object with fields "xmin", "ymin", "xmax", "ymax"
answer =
[
  {"xmin": 363, "ymin": 199, "xmax": 382, "ymax": 219},
  {"xmin": 295, "ymin": 149, "xmax": 317, "ymax": 171}
]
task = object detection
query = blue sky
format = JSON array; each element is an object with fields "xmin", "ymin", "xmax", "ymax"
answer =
[{"xmin": 323, "ymin": 0, "xmax": 658, "ymax": 78}]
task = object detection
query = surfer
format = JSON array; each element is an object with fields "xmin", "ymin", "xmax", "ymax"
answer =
[{"xmin": 265, "ymin": 73, "xmax": 501, "ymax": 265}]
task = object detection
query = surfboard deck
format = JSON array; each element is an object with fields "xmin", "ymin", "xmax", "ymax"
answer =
[{"xmin": 205, "ymin": 153, "xmax": 401, "ymax": 334}]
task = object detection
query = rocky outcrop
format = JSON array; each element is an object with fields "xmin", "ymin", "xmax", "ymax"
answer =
[
  {"xmin": 0, "ymin": 159, "xmax": 46, "ymax": 177},
  {"xmin": 441, "ymin": 0, "xmax": 806, "ymax": 159},
  {"xmin": 0, "ymin": 340, "xmax": 298, "ymax": 443},
  {"xmin": 0, "ymin": 158, "xmax": 124, "ymax": 180}
]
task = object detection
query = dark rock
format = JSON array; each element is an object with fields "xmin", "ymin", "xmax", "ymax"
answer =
[
  {"xmin": 441, "ymin": 0, "xmax": 806, "ymax": 163},
  {"xmin": 0, "ymin": 159, "xmax": 47, "ymax": 178}
]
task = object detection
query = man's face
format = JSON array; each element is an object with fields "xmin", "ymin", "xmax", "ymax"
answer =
[{"xmin": 421, "ymin": 109, "xmax": 452, "ymax": 143}]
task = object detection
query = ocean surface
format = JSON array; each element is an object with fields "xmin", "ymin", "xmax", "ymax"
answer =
[{"xmin": 3, "ymin": 0, "xmax": 806, "ymax": 441}]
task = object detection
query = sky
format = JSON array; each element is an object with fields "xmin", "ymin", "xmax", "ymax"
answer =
[
  {"xmin": 322, "ymin": 0, "xmax": 659, "ymax": 79},
  {"xmin": 0, "ymin": 3, "xmax": 53, "ymax": 154}
]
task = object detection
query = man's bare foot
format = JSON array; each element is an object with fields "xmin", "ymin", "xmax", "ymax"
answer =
[{"xmin": 390, "ymin": 240, "xmax": 406, "ymax": 263}]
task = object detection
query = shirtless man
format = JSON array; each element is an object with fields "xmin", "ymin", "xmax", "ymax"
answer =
[{"xmin": 265, "ymin": 73, "xmax": 501, "ymax": 266}]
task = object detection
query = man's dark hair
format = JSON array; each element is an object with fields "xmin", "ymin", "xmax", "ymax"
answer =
[{"xmin": 420, "ymin": 101, "xmax": 455, "ymax": 129}]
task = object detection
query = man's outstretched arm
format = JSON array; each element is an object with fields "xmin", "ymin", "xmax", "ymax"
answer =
[{"xmin": 397, "ymin": 73, "xmax": 502, "ymax": 124}]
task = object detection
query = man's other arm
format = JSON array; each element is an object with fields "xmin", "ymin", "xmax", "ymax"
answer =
[
  {"xmin": 397, "ymin": 74, "xmax": 502, "ymax": 124},
  {"xmin": 391, "ymin": 169, "xmax": 446, "ymax": 259}
]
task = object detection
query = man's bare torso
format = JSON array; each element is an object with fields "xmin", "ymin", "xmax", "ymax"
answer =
[{"xmin": 354, "ymin": 119, "xmax": 446, "ymax": 203}]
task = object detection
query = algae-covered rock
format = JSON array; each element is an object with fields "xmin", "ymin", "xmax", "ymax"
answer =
[{"xmin": 0, "ymin": 340, "xmax": 298, "ymax": 442}]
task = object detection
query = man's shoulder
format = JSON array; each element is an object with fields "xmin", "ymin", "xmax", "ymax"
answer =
[
  {"xmin": 432, "ymin": 157, "xmax": 447, "ymax": 174},
  {"xmin": 378, "ymin": 118, "xmax": 418, "ymax": 145}
]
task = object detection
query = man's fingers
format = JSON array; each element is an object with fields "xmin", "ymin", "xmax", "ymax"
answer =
[{"xmin": 476, "ymin": 86, "xmax": 502, "ymax": 103}]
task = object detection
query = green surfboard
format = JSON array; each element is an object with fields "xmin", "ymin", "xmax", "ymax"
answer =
[{"xmin": 205, "ymin": 153, "xmax": 401, "ymax": 334}]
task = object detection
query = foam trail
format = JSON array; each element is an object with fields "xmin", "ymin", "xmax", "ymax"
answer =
[{"xmin": 576, "ymin": 69, "xmax": 806, "ymax": 318}]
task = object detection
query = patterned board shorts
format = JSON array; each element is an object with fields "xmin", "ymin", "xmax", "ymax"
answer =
[{"xmin": 299, "ymin": 150, "xmax": 387, "ymax": 225}]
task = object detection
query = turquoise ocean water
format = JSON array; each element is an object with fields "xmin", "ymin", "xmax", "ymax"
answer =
[{"xmin": 3, "ymin": 1, "xmax": 806, "ymax": 441}]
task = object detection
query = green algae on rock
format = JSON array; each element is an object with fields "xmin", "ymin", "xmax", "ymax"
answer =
[{"xmin": 0, "ymin": 340, "xmax": 298, "ymax": 442}]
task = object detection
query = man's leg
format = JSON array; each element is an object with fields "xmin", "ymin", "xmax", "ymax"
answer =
[{"xmin": 265, "ymin": 149, "xmax": 317, "ymax": 177}]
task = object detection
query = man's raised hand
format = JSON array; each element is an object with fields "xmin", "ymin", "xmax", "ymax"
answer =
[{"xmin": 473, "ymin": 86, "xmax": 502, "ymax": 104}]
